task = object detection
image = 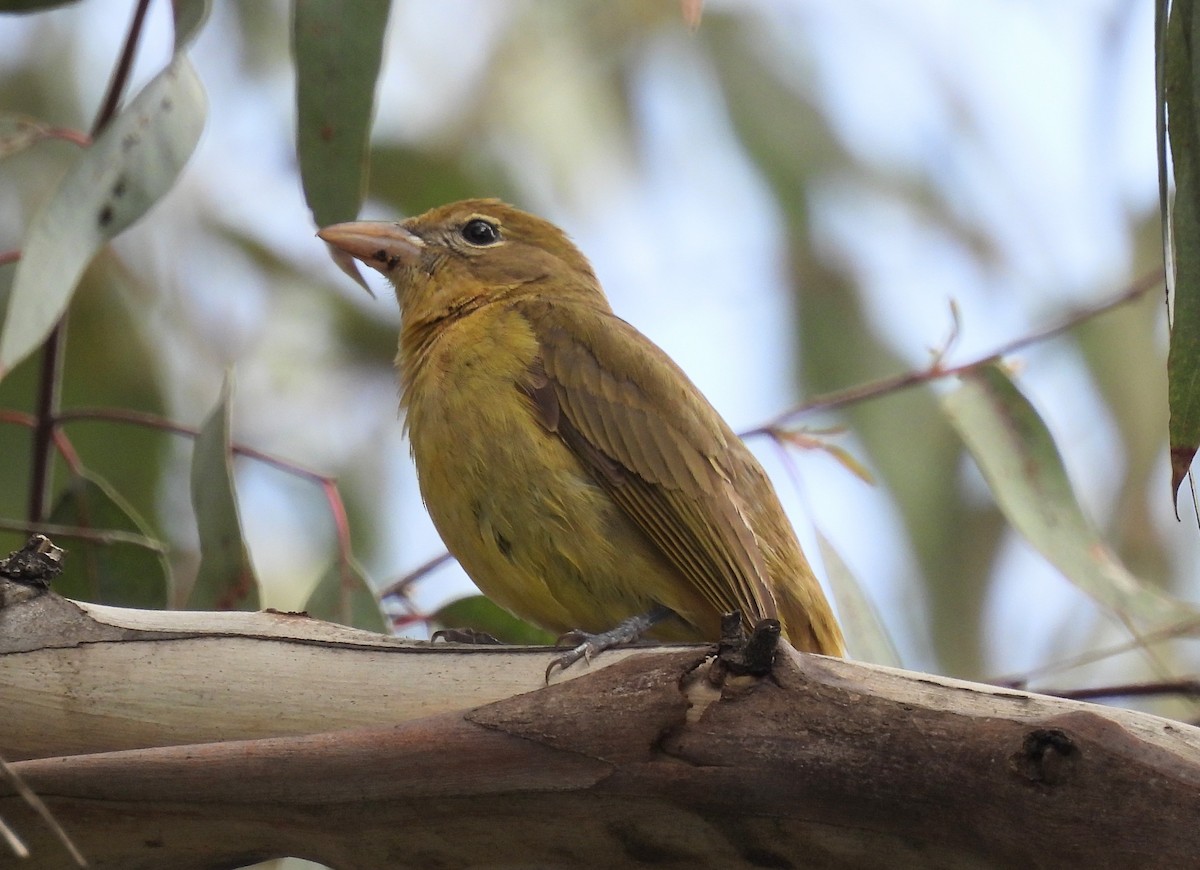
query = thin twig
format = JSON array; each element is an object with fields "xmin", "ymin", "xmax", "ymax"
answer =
[
  {"xmin": 51, "ymin": 428, "xmax": 84, "ymax": 477},
  {"xmin": 378, "ymin": 551, "xmax": 454, "ymax": 601},
  {"xmin": 57, "ymin": 407, "xmax": 331, "ymax": 481},
  {"xmin": 0, "ymin": 409, "xmax": 36, "ymax": 428},
  {"xmin": 89, "ymin": 0, "xmax": 152, "ymax": 137},
  {"xmin": 390, "ymin": 610, "xmax": 434, "ymax": 632},
  {"xmin": 0, "ymin": 752, "xmax": 87, "ymax": 867},
  {"xmin": 44, "ymin": 127, "xmax": 92, "ymax": 148},
  {"xmin": 0, "ymin": 814, "xmax": 28, "ymax": 860},
  {"xmin": 0, "ymin": 518, "xmax": 166, "ymax": 551},
  {"xmin": 317, "ymin": 476, "xmax": 356, "ymax": 616},
  {"xmin": 54, "ymin": 406, "xmax": 355, "ymax": 576},
  {"xmin": 1039, "ymin": 680, "xmax": 1200, "ymax": 703},
  {"xmin": 743, "ymin": 269, "xmax": 1163, "ymax": 436},
  {"xmin": 990, "ymin": 614, "xmax": 1200, "ymax": 689}
]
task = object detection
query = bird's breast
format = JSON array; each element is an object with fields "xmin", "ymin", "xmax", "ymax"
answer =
[
  {"xmin": 400, "ymin": 305, "xmax": 622, "ymax": 629},
  {"xmin": 401, "ymin": 305, "xmax": 540, "ymax": 440}
]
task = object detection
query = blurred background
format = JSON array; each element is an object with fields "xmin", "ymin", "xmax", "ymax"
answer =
[{"xmin": 0, "ymin": 0, "xmax": 1187, "ymax": 690}]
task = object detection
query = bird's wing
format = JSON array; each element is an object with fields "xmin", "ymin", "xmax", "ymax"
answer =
[{"xmin": 517, "ymin": 299, "xmax": 778, "ymax": 628}]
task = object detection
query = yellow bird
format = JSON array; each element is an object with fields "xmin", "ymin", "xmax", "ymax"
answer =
[{"xmin": 320, "ymin": 200, "xmax": 845, "ymax": 669}]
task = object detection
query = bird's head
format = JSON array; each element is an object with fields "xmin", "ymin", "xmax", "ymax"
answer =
[{"xmin": 318, "ymin": 199, "xmax": 608, "ymax": 324}]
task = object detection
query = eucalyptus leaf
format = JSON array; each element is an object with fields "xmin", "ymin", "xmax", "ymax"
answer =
[
  {"xmin": 173, "ymin": 0, "xmax": 211, "ymax": 49},
  {"xmin": 47, "ymin": 469, "xmax": 171, "ymax": 608},
  {"xmin": 0, "ymin": 0, "xmax": 79, "ymax": 12},
  {"xmin": 0, "ymin": 55, "xmax": 206, "ymax": 379},
  {"xmin": 1164, "ymin": 0, "xmax": 1200, "ymax": 495},
  {"xmin": 188, "ymin": 377, "xmax": 260, "ymax": 611},
  {"xmin": 305, "ymin": 556, "xmax": 387, "ymax": 633},
  {"xmin": 816, "ymin": 530, "xmax": 901, "ymax": 667},
  {"xmin": 433, "ymin": 594, "xmax": 555, "ymax": 645},
  {"xmin": 943, "ymin": 364, "xmax": 1193, "ymax": 629},
  {"xmin": 292, "ymin": 0, "xmax": 390, "ymax": 227}
]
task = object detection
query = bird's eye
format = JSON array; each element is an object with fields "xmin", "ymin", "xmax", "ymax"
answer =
[{"xmin": 461, "ymin": 218, "xmax": 501, "ymax": 246}]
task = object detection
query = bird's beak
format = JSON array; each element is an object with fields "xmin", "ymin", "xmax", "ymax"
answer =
[{"xmin": 318, "ymin": 221, "xmax": 426, "ymax": 295}]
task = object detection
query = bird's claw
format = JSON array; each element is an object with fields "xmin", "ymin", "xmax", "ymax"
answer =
[
  {"xmin": 544, "ymin": 639, "xmax": 598, "ymax": 682},
  {"xmin": 552, "ymin": 628, "xmax": 591, "ymax": 648},
  {"xmin": 543, "ymin": 607, "xmax": 673, "ymax": 682}
]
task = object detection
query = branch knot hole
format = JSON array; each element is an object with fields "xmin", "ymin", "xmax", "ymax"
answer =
[{"xmin": 1010, "ymin": 728, "xmax": 1079, "ymax": 786}]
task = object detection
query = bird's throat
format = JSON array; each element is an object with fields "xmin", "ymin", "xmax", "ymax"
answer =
[{"xmin": 396, "ymin": 293, "xmax": 493, "ymax": 412}]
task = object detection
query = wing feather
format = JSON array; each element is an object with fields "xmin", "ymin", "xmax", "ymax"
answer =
[{"xmin": 517, "ymin": 300, "xmax": 778, "ymax": 629}]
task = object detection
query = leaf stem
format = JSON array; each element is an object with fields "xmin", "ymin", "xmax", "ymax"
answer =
[{"xmin": 53, "ymin": 406, "xmax": 357, "ymax": 584}]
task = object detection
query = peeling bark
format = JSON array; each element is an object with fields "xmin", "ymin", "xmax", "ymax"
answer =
[{"xmin": 2, "ymin": 578, "xmax": 1198, "ymax": 869}]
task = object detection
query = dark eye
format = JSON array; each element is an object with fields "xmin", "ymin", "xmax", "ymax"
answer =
[{"xmin": 461, "ymin": 218, "xmax": 501, "ymax": 246}]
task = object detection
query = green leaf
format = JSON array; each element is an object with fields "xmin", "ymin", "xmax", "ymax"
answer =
[
  {"xmin": 370, "ymin": 144, "xmax": 509, "ymax": 216},
  {"xmin": 0, "ymin": 54, "xmax": 206, "ymax": 380},
  {"xmin": 816, "ymin": 530, "xmax": 901, "ymax": 667},
  {"xmin": 0, "ymin": 0, "xmax": 79, "ymax": 12},
  {"xmin": 432, "ymin": 594, "xmax": 556, "ymax": 645},
  {"xmin": 187, "ymin": 377, "xmax": 260, "ymax": 611},
  {"xmin": 292, "ymin": 0, "xmax": 390, "ymax": 227},
  {"xmin": 173, "ymin": 0, "xmax": 211, "ymax": 50},
  {"xmin": 47, "ymin": 469, "xmax": 171, "ymax": 608},
  {"xmin": 305, "ymin": 556, "xmax": 387, "ymax": 633},
  {"xmin": 1164, "ymin": 0, "xmax": 1200, "ymax": 494},
  {"xmin": 943, "ymin": 363, "xmax": 1194, "ymax": 629}
]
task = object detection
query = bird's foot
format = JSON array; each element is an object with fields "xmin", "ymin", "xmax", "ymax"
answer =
[
  {"xmin": 709, "ymin": 611, "xmax": 781, "ymax": 683},
  {"xmin": 545, "ymin": 605, "xmax": 673, "ymax": 681},
  {"xmin": 431, "ymin": 627, "xmax": 504, "ymax": 645}
]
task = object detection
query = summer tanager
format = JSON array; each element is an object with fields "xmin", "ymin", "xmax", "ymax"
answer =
[{"xmin": 319, "ymin": 199, "xmax": 845, "ymax": 668}]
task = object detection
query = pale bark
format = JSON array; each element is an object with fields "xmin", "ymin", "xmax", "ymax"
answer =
[{"xmin": 2, "ymin": 579, "xmax": 1198, "ymax": 869}]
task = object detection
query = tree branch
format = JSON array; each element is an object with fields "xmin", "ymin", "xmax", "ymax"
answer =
[{"xmin": 2, "ymin": 579, "xmax": 1198, "ymax": 869}]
